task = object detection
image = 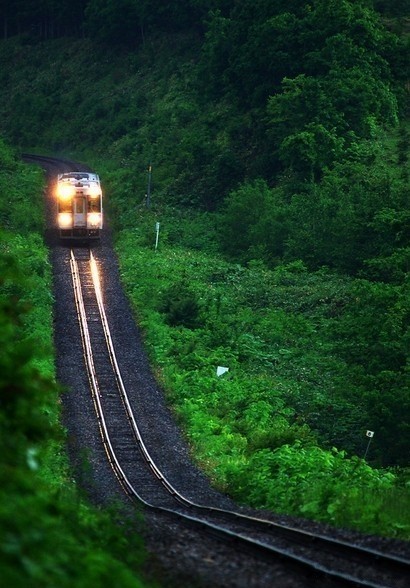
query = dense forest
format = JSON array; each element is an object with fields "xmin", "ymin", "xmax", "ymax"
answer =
[
  {"xmin": 1, "ymin": 1, "xmax": 409, "ymax": 267},
  {"xmin": 0, "ymin": 0, "xmax": 409, "ymax": 585}
]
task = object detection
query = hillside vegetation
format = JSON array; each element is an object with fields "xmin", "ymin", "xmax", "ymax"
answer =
[
  {"xmin": 0, "ymin": 139, "xmax": 154, "ymax": 586},
  {"xmin": 0, "ymin": 0, "xmax": 409, "ymax": 554}
]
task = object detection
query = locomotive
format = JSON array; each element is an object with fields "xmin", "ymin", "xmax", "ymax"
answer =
[{"xmin": 56, "ymin": 171, "xmax": 103, "ymax": 239}]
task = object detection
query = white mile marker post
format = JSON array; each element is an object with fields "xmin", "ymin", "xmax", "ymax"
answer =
[{"xmin": 155, "ymin": 222, "xmax": 160, "ymax": 250}]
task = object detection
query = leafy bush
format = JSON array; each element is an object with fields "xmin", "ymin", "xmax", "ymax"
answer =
[
  {"xmin": 218, "ymin": 180, "xmax": 287, "ymax": 265},
  {"xmin": 160, "ymin": 281, "xmax": 201, "ymax": 328},
  {"xmin": 114, "ymin": 223, "xmax": 409, "ymax": 538},
  {"xmin": 240, "ymin": 443, "xmax": 408, "ymax": 537}
]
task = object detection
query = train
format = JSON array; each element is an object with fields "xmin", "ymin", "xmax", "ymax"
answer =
[{"xmin": 56, "ymin": 171, "xmax": 103, "ymax": 239}]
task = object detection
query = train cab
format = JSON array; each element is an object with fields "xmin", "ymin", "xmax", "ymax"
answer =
[{"xmin": 56, "ymin": 172, "xmax": 103, "ymax": 239}]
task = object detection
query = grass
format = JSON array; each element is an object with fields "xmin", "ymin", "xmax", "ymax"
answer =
[{"xmin": 111, "ymin": 208, "xmax": 410, "ymax": 539}]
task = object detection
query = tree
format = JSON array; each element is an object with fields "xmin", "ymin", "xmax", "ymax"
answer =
[
  {"xmin": 330, "ymin": 279, "xmax": 410, "ymax": 466},
  {"xmin": 278, "ymin": 123, "xmax": 345, "ymax": 181},
  {"xmin": 0, "ymin": 0, "xmax": 87, "ymax": 39},
  {"xmin": 374, "ymin": 0, "xmax": 410, "ymax": 17},
  {"xmin": 218, "ymin": 180, "xmax": 288, "ymax": 265},
  {"xmin": 85, "ymin": 0, "xmax": 142, "ymax": 46}
]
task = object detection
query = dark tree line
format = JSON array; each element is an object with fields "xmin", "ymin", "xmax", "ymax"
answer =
[
  {"xmin": 0, "ymin": 0, "xmax": 209, "ymax": 42},
  {"xmin": 0, "ymin": 1, "xmax": 408, "ymax": 45},
  {"xmin": 0, "ymin": 0, "xmax": 88, "ymax": 39}
]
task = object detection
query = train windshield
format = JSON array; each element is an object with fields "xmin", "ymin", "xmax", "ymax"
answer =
[
  {"xmin": 59, "ymin": 172, "xmax": 99, "ymax": 182},
  {"xmin": 58, "ymin": 200, "xmax": 72, "ymax": 213},
  {"xmin": 88, "ymin": 199, "xmax": 101, "ymax": 212}
]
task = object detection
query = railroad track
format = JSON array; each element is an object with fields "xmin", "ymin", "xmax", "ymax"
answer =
[
  {"xmin": 69, "ymin": 246, "xmax": 410, "ymax": 588},
  {"xmin": 22, "ymin": 153, "xmax": 93, "ymax": 173}
]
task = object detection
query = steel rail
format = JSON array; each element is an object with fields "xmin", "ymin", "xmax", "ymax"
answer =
[{"xmin": 69, "ymin": 249, "xmax": 409, "ymax": 588}]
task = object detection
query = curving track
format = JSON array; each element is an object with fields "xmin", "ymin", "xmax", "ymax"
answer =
[
  {"xmin": 25, "ymin": 154, "xmax": 410, "ymax": 588},
  {"xmin": 69, "ymin": 246, "xmax": 409, "ymax": 588}
]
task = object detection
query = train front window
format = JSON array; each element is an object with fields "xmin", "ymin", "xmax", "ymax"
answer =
[
  {"xmin": 88, "ymin": 199, "xmax": 101, "ymax": 213},
  {"xmin": 58, "ymin": 200, "xmax": 71, "ymax": 213}
]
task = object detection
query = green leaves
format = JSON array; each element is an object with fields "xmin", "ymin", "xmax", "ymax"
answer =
[
  {"xmin": 218, "ymin": 179, "xmax": 288, "ymax": 264},
  {"xmin": 0, "ymin": 140, "xmax": 45, "ymax": 234},
  {"xmin": 279, "ymin": 124, "xmax": 345, "ymax": 180},
  {"xmin": 160, "ymin": 281, "xmax": 201, "ymax": 328},
  {"xmin": 329, "ymin": 278, "xmax": 410, "ymax": 466},
  {"xmin": 240, "ymin": 442, "xmax": 406, "ymax": 536},
  {"xmin": 114, "ymin": 216, "xmax": 410, "ymax": 537}
]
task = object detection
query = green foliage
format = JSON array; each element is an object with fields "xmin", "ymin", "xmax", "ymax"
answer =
[
  {"xmin": 329, "ymin": 278, "xmax": 410, "ymax": 466},
  {"xmin": 267, "ymin": 64, "xmax": 398, "ymax": 180},
  {"xmin": 0, "ymin": 0, "xmax": 407, "ymax": 215},
  {"xmin": 85, "ymin": 0, "xmax": 143, "ymax": 47},
  {"xmin": 0, "ymin": 255, "xmax": 55, "ymax": 468},
  {"xmin": 115, "ymin": 222, "xmax": 409, "ymax": 537},
  {"xmin": 0, "ymin": 232, "xmax": 55, "ymax": 377},
  {"xmin": 85, "ymin": 0, "xmax": 207, "ymax": 45},
  {"xmin": 217, "ymin": 134, "xmax": 409, "ymax": 276},
  {"xmin": 0, "ymin": 0, "xmax": 408, "ymax": 542},
  {"xmin": 374, "ymin": 1, "xmax": 410, "ymax": 17},
  {"xmin": 160, "ymin": 281, "xmax": 201, "ymax": 328},
  {"xmin": 0, "ymin": 0, "xmax": 87, "ymax": 40},
  {"xmin": 239, "ymin": 443, "xmax": 408, "ymax": 537},
  {"xmin": 0, "ymin": 138, "xmax": 45, "ymax": 233},
  {"xmin": 278, "ymin": 122, "xmax": 345, "ymax": 181},
  {"xmin": 0, "ymin": 137, "xmax": 152, "ymax": 588},
  {"xmin": 218, "ymin": 180, "xmax": 287, "ymax": 264},
  {"xmin": 0, "ymin": 0, "xmax": 209, "ymax": 43}
]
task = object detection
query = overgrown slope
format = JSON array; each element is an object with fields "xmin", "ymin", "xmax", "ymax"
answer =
[
  {"xmin": 0, "ymin": 140, "xmax": 153, "ymax": 587},
  {"xmin": 0, "ymin": 0, "xmax": 408, "ymax": 539}
]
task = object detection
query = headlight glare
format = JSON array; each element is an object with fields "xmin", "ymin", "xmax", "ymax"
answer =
[
  {"xmin": 58, "ymin": 212, "xmax": 72, "ymax": 228},
  {"xmin": 57, "ymin": 184, "xmax": 75, "ymax": 199}
]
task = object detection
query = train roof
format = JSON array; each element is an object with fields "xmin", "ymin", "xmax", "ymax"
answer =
[{"xmin": 58, "ymin": 172, "xmax": 100, "ymax": 183}]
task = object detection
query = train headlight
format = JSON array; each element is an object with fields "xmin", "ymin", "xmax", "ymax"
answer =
[
  {"xmin": 88, "ymin": 185, "xmax": 101, "ymax": 198},
  {"xmin": 87, "ymin": 212, "xmax": 101, "ymax": 227},
  {"xmin": 57, "ymin": 184, "xmax": 76, "ymax": 200},
  {"xmin": 58, "ymin": 212, "xmax": 72, "ymax": 228}
]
